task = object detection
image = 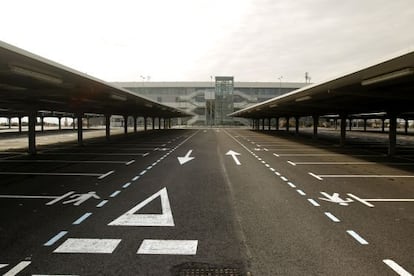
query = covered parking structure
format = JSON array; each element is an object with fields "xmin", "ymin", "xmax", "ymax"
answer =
[
  {"xmin": 0, "ymin": 40, "xmax": 189, "ymax": 154},
  {"xmin": 230, "ymin": 50, "xmax": 414, "ymax": 156}
]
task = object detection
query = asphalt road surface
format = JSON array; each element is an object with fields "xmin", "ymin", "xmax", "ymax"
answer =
[{"xmin": 0, "ymin": 128, "xmax": 413, "ymax": 275}]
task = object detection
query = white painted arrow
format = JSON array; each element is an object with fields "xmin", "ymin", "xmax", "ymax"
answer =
[
  {"xmin": 226, "ymin": 150, "xmax": 241, "ymax": 165},
  {"xmin": 177, "ymin": 150, "xmax": 195, "ymax": 165}
]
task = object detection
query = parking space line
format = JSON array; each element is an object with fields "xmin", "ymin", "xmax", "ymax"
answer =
[
  {"xmin": 347, "ymin": 194, "xmax": 375, "ymax": 207},
  {"xmin": 3, "ymin": 261, "xmax": 31, "ymax": 276},
  {"xmin": 287, "ymin": 161, "xmax": 296, "ymax": 166},
  {"xmin": 383, "ymin": 259, "xmax": 412, "ymax": 276},
  {"xmin": 0, "ymin": 160, "xmax": 131, "ymax": 164},
  {"xmin": 347, "ymin": 230, "xmax": 369, "ymax": 245},
  {"xmin": 309, "ymin": 172, "xmax": 323, "ymax": 180},
  {"xmin": 318, "ymin": 175, "xmax": 414, "ymax": 178},
  {"xmin": 73, "ymin": 213, "xmax": 92, "ymax": 225},
  {"xmin": 44, "ymin": 231, "xmax": 68, "ymax": 246},
  {"xmin": 125, "ymin": 160, "xmax": 135, "ymax": 165},
  {"xmin": 275, "ymin": 154, "xmax": 385, "ymax": 157},
  {"xmin": 0, "ymin": 172, "xmax": 102, "ymax": 177}
]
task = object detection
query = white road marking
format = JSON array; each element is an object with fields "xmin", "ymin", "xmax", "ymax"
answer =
[
  {"xmin": 324, "ymin": 212, "xmax": 340, "ymax": 223},
  {"xmin": 347, "ymin": 193, "xmax": 375, "ymax": 207},
  {"xmin": 269, "ymin": 168, "xmax": 275, "ymax": 172},
  {"xmin": 0, "ymin": 172, "xmax": 101, "ymax": 177},
  {"xmin": 96, "ymin": 200, "xmax": 108, "ymax": 208},
  {"xmin": 261, "ymin": 160, "xmax": 266, "ymax": 164},
  {"xmin": 287, "ymin": 182, "xmax": 296, "ymax": 188},
  {"xmin": 0, "ymin": 264, "xmax": 8, "ymax": 269},
  {"xmin": 383, "ymin": 259, "xmax": 412, "ymax": 276},
  {"xmin": 280, "ymin": 176, "xmax": 288, "ymax": 181},
  {"xmin": 3, "ymin": 261, "xmax": 31, "ymax": 276},
  {"xmin": 98, "ymin": 170, "xmax": 115, "ymax": 180},
  {"xmin": 287, "ymin": 161, "xmax": 296, "ymax": 166},
  {"xmin": 110, "ymin": 191, "xmax": 121, "ymax": 198},
  {"xmin": 273, "ymin": 153, "xmax": 280, "ymax": 157},
  {"xmin": 308, "ymin": 199, "xmax": 320, "ymax": 207},
  {"xmin": 318, "ymin": 175, "xmax": 414, "ymax": 178},
  {"xmin": 46, "ymin": 192, "xmax": 76, "ymax": 205},
  {"xmin": 226, "ymin": 150, "xmax": 241, "ymax": 165},
  {"xmin": 44, "ymin": 231, "xmax": 68, "ymax": 246},
  {"xmin": 108, "ymin": 187, "xmax": 174, "ymax": 227},
  {"xmin": 296, "ymin": 189, "xmax": 306, "ymax": 196},
  {"xmin": 125, "ymin": 160, "xmax": 136, "ymax": 165},
  {"xmin": 177, "ymin": 150, "xmax": 195, "ymax": 165},
  {"xmin": 140, "ymin": 170, "xmax": 147, "ymax": 176},
  {"xmin": 73, "ymin": 212, "xmax": 92, "ymax": 225},
  {"xmin": 32, "ymin": 274, "xmax": 79, "ymax": 276},
  {"xmin": 265, "ymin": 164, "xmax": 270, "ymax": 167},
  {"xmin": 143, "ymin": 152, "xmax": 149, "ymax": 157},
  {"xmin": 41, "ymin": 152, "xmax": 149, "ymax": 156},
  {"xmin": 309, "ymin": 172, "xmax": 323, "ymax": 180},
  {"xmin": 122, "ymin": 182, "xmax": 131, "ymax": 189},
  {"xmin": 291, "ymin": 162, "xmax": 414, "ymax": 165},
  {"xmin": 54, "ymin": 238, "xmax": 121, "ymax": 254},
  {"xmin": 276, "ymin": 154, "xmax": 385, "ymax": 157},
  {"xmin": 275, "ymin": 172, "xmax": 281, "ymax": 176},
  {"xmin": 0, "ymin": 160, "xmax": 129, "ymax": 164},
  {"xmin": 132, "ymin": 176, "xmax": 140, "ymax": 181},
  {"xmin": 0, "ymin": 195, "xmax": 56, "ymax": 199},
  {"xmin": 347, "ymin": 230, "xmax": 369, "ymax": 245},
  {"xmin": 137, "ymin": 240, "xmax": 198, "ymax": 255},
  {"xmin": 146, "ymin": 166, "xmax": 153, "ymax": 170}
]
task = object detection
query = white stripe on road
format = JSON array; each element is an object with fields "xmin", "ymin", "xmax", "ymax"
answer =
[
  {"xmin": 318, "ymin": 175, "xmax": 414, "ymax": 178},
  {"xmin": 347, "ymin": 230, "xmax": 369, "ymax": 245},
  {"xmin": 383, "ymin": 259, "xmax": 412, "ymax": 276},
  {"xmin": 309, "ymin": 172, "xmax": 323, "ymax": 180},
  {"xmin": 46, "ymin": 192, "xmax": 75, "ymax": 206},
  {"xmin": 324, "ymin": 212, "xmax": 340, "ymax": 223},
  {"xmin": 96, "ymin": 200, "xmax": 108, "ymax": 208},
  {"xmin": 290, "ymin": 162, "xmax": 414, "ymax": 166},
  {"xmin": 110, "ymin": 191, "xmax": 121, "ymax": 198},
  {"xmin": 44, "ymin": 231, "xmax": 68, "ymax": 246},
  {"xmin": 0, "ymin": 160, "xmax": 129, "ymax": 164},
  {"xmin": 308, "ymin": 199, "xmax": 320, "ymax": 207},
  {"xmin": 125, "ymin": 160, "xmax": 136, "ymax": 165},
  {"xmin": 280, "ymin": 176, "xmax": 288, "ymax": 181},
  {"xmin": 73, "ymin": 213, "xmax": 92, "ymax": 225},
  {"xmin": 0, "ymin": 172, "xmax": 101, "ymax": 177},
  {"xmin": 98, "ymin": 170, "xmax": 115, "ymax": 179},
  {"xmin": 287, "ymin": 161, "xmax": 296, "ymax": 166},
  {"xmin": 0, "ymin": 195, "xmax": 56, "ymax": 199},
  {"xmin": 40, "ymin": 152, "xmax": 149, "ymax": 156},
  {"xmin": 3, "ymin": 261, "xmax": 31, "ymax": 276},
  {"xmin": 132, "ymin": 176, "xmax": 140, "ymax": 181},
  {"xmin": 0, "ymin": 264, "xmax": 8, "ymax": 269},
  {"xmin": 137, "ymin": 239, "xmax": 198, "ymax": 255},
  {"xmin": 122, "ymin": 182, "xmax": 131, "ymax": 189},
  {"xmin": 54, "ymin": 238, "xmax": 121, "ymax": 254},
  {"xmin": 296, "ymin": 189, "xmax": 306, "ymax": 196},
  {"xmin": 287, "ymin": 182, "xmax": 296, "ymax": 188},
  {"xmin": 347, "ymin": 193, "xmax": 375, "ymax": 207},
  {"xmin": 140, "ymin": 170, "xmax": 147, "ymax": 176}
]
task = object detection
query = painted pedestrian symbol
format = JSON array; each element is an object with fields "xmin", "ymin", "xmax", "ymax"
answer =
[{"xmin": 62, "ymin": 192, "xmax": 100, "ymax": 206}]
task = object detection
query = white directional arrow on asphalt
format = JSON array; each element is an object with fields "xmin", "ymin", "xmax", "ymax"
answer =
[
  {"xmin": 226, "ymin": 150, "xmax": 241, "ymax": 165},
  {"xmin": 177, "ymin": 150, "xmax": 195, "ymax": 165}
]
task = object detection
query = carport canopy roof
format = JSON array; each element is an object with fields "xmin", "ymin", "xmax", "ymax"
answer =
[
  {"xmin": 230, "ymin": 50, "xmax": 414, "ymax": 119},
  {"xmin": 0, "ymin": 40, "xmax": 190, "ymax": 118}
]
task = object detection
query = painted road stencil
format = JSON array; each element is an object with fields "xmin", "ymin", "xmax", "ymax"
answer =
[
  {"xmin": 0, "ymin": 191, "xmax": 101, "ymax": 206},
  {"xmin": 319, "ymin": 192, "xmax": 414, "ymax": 208},
  {"xmin": 108, "ymin": 187, "xmax": 174, "ymax": 226}
]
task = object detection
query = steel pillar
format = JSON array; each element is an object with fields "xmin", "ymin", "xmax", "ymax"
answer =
[
  {"xmin": 28, "ymin": 111, "xmax": 36, "ymax": 155},
  {"xmin": 105, "ymin": 114, "xmax": 111, "ymax": 141}
]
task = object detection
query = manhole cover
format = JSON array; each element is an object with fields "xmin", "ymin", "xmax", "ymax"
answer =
[{"xmin": 171, "ymin": 262, "xmax": 245, "ymax": 276}]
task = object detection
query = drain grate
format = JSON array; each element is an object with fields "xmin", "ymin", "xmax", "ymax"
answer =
[{"xmin": 172, "ymin": 262, "xmax": 244, "ymax": 276}]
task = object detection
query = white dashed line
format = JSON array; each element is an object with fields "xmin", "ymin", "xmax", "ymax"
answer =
[
  {"xmin": 3, "ymin": 261, "xmax": 31, "ymax": 276},
  {"xmin": 98, "ymin": 170, "xmax": 115, "ymax": 180},
  {"xmin": 280, "ymin": 176, "xmax": 288, "ymax": 181},
  {"xmin": 140, "ymin": 170, "xmax": 147, "ymax": 176},
  {"xmin": 287, "ymin": 182, "xmax": 296, "ymax": 188},
  {"xmin": 122, "ymin": 182, "xmax": 131, "ymax": 189},
  {"xmin": 125, "ymin": 160, "xmax": 135, "ymax": 165},
  {"xmin": 110, "ymin": 191, "xmax": 121, "ymax": 198},
  {"xmin": 273, "ymin": 153, "xmax": 280, "ymax": 157},
  {"xmin": 73, "ymin": 213, "xmax": 92, "ymax": 225},
  {"xmin": 44, "ymin": 231, "xmax": 68, "ymax": 246},
  {"xmin": 383, "ymin": 259, "xmax": 412, "ymax": 276},
  {"xmin": 96, "ymin": 200, "xmax": 108, "ymax": 208},
  {"xmin": 275, "ymin": 172, "xmax": 281, "ymax": 176},
  {"xmin": 308, "ymin": 199, "xmax": 320, "ymax": 207},
  {"xmin": 296, "ymin": 189, "xmax": 306, "ymax": 196},
  {"xmin": 265, "ymin": 164, "xmax": 270, "ymax": 167},
  {"xmin": 269, "ymin": 168, "xmax": 275, "ymax": 172},
  {"xmin": 143, "ymin": 153, "xmax": 149, "ymax": 157},
  {"xmin": 132, "ymin": 176, "xmax": 140, "ymax": 181},
  {"xmin": 324, "ymin": 212, "xmax": 340, "ymax": 223},
  {"xmin": 347, "ymin": 230, "xmax": 369, "ymax": 245},
  {"xmin": 308, "ymin": 172, "xmax": 323, "ymax": 180}
]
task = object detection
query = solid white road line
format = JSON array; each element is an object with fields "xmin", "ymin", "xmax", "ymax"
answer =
[
  {"xmin": 3, "ymin": 261, "xmax": 31, "ymax": 276},
  {"xmin": 0, "ymin": 172, "xmax": 101, "ymax": 177},
  {"xmin": 318, "ymin": 175, "xmax": 414, "ymax": 178},
  {"xmin": 125, "ymin": 160, "xmax": 136, "ymax": 165},
  {"xmin": 291, "ymin": 162, "xmax": 414, "ymax": 165},
  {"xmin": 383, "ymin": 259, "xmax": 412, "ymax": 276},
  {"xmin": 137, "ymin": 239, "xmax": 198, "ymax": 255},
  {"xmin": 73, "ymin": 213, "xmax": 92, "ymax": 225},
  {"xmin": 309, "ymin": 172, "xmax": 323, "ymax": 180},
  {"xmin": 44, "ymin": 231, "xmax": 68, "ymax": 246},
  {"xmin": 347, "ymin": 230, "xmax": 369, "ymax": 245},
  {"xmin": 324, "ymin": 212, "xmax": 340, "ymax": 223},
  {"xmin": 0, "ymin": 160, "xmax": 128, "ymax": 164},
  {"xmin": 54, "ymin": 238, "xmax": 121, "ymax": 254},
  {"xmin": 98, "ymin": 170, "xmax": 115, "ymax": 179}
]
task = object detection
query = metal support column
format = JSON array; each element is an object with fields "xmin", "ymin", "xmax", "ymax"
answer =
[
  {"xmin": 77, "ymin": 113, "xmax": 83, "ymax": 146},
  {"xmin": 105, "ymin": 114, "xmax": 111, "ymax": 141},
  {"xmin": 340, "ymin": 115, "xmax": 347, "ymax": 147},
  {"xmin": 159, "ymin": 118, "xmax": 161, "ymax": 130},
  {"xmin": 388, "ymin": 114, "xmax": 397, "ymax": 156},
  {"xmin": 349, "ymin": 119, "xmax": 352, "ymax": 131},
  {"xmin": 286, "ymin": 117, "xmax": 290, "ymax": 132},
  {"xmin": 8, "ymin": 117, "xmax": 11, "ymax": 129},
  {"xmin": 295, "ymin": 117, "xmax": 299, "ymax": 135},
  {"xmin": 405, "ymin": 119, "xmax": 409, "ymax": 134},
  {"xmin": 313, "ymin": 115, "xmax": 319, "ymax": 139},
  {"xmin": 18, "ymin": 116, "xmax": 22, "ymax": 133},
  {"xmin": 133, "ymin": 116, "xmax": 137, "ymax": 133},
  {"xmin": 363, "ymin": 119, "xmax": 367, "ymax": 132},
  {"xmin": 41, "ymin": 116, "xmax": 44, "ymax": 132},
  {"xmin": 152, "ymin": 117, "xmax": 155, "ymax": 130},
  {"xmin": 28, "ymin": 111, "xmax": 36, "ymax": 155},
  {"xmin": 58, "ymin": 116, "xmax": 62, "ymax": 130},
  {"xmin": 123, "ymin": 115, "xmax": 128, "ymax": 134},
  {"xmin": 382, "ymin": 118, "xmax": 385, "ymax": 133},
  {"xmin": 268, "ymin": 118, "xmax": 271, "ymax": 130},
  {"xmin": 144, "ymin": 117, "xmax": 148, "ymax": 131}
]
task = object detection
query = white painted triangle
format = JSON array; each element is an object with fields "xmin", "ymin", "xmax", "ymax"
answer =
[{"xmin": 108, "ymin": 187, "xmax": 174, "ymax": 226}]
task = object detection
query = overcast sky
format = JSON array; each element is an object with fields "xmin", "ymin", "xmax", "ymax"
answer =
[{"xmin": 1, "ymin": 0, "xmax": 414, "ymax": 83}]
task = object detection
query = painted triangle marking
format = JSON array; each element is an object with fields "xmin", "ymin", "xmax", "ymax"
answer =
[{"xmin": 108, "ymin": 187, "xmax": 174, "ymax": 226}]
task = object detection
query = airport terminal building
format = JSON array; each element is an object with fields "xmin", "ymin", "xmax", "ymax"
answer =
[{"xmin": 113, "ymin": 77, "xmax": 308, "ymax": 126}]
